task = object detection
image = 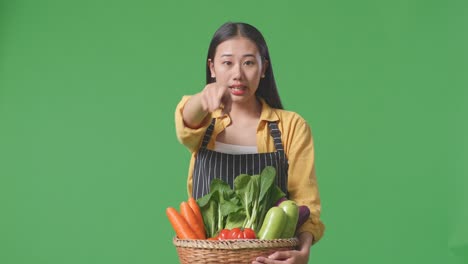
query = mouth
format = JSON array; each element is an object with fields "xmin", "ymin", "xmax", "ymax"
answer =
[
  {"xmin": 229, "ymin": 83, "xmax": 245, "ymax": 88},
  {"xmin": 229, "ymin": 84, "xmax": 247, "ymax": 96}
]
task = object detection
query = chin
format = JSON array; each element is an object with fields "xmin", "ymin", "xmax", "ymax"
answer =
[{"xmin": 230, "ymin": 96, "xmax": 256, "ymax": 105}]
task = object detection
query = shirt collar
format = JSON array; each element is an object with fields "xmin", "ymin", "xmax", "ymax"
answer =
[
  {"xmin": 212, "ymin": 97, "xmax": 279, "ymax": 122},
  {"xmin": 259, "ymin": 97, "xmax": 279, "ymax": 122}
]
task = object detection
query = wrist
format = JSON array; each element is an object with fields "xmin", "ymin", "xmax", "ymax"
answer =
[{"xmin": 298, "ymin": 232, "xmax": 313, "ymax": 251}]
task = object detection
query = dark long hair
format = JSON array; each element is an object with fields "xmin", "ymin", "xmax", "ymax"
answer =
[{"xmin": 205, "ymin": 22, "xmax": 284, "ymax": 109}]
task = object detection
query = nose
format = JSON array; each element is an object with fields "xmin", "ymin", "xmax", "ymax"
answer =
[{"xmin": 232, "ymin": 63, "xmax": 243, "ymax": 80}]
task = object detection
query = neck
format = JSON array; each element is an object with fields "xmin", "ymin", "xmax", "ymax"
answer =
[{"xmin": 228, "ymin": 98, "xmax": 262, "ymax": 124}]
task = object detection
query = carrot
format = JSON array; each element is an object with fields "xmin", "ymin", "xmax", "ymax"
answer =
[
  {"xmin": 180, "ymin": 201, "xmax": 206, "ymax": 239},
  {"xmin": 188, "ymin": 197, "xmax": 205, "ymax": 235},
  {"xmin": 166, "ymin": 207, "xmax": 198, "ymax": 239}
]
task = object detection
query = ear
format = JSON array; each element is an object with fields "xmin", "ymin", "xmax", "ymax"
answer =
[
  {"xmin": 208, "ymin": 59, "xmax": 216, "ymax": 78},
  {"xmin": 261, "ymin": 59, "xmax": 269, "ymax": 78}
]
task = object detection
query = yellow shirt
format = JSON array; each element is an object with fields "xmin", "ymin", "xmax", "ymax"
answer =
[{"xmin": 175, "ymin": 96, "xmax": 325, "ymax": 244}]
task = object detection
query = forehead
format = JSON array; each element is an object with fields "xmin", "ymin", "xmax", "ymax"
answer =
[{"xmin": 215, "ymin": 37, "xmax": 260, "ymax": 57}]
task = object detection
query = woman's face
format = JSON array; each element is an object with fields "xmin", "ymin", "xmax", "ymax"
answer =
[{"xmin": 209, "ymin": 37, "xmax": 267, "ymax": 105}]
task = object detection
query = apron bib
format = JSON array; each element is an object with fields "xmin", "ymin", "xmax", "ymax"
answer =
[{"xmin": 192, "ymin": 118, "xmax": 289, "ymax": 199}]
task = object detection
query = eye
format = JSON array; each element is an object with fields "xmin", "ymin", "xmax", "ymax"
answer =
[
  {"xmin": 244, "ymin": 60, "xmax": 256, "ymax": 66},
  {"xmin": 222, "ymin": 61, "xmax": 232, "ymax": 65}
]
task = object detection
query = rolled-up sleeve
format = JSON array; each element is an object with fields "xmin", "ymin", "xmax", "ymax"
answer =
[
  {"xmin": 286, "ymin": 119, "xmax": 325, "ymax": 245},
  {"xmin": 175, "ymin": 96, "xmax": 211, "ymax": 153}
]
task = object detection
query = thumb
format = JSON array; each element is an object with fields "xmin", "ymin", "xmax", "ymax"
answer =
[
  {"xmin": 222, "ymin": 96, "xmax": 232, "ymax": 115},
  {"xmin": 221, "ymin": 87, "xmax": 232, "ymax": 115}
]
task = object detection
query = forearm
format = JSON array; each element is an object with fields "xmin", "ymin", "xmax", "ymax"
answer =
[
  {"xmin": 175, "ymin": 96, "xmax": 211, "ymax": 152},
  {"xmin": 298, "ymin": 232, "xmax": 313, "ymax": 252},
  {"xmin": 182, "ymin": 93, "xmax": 209, "ymax": 129},
  {"xmin": 285, "ymin": 120, "xmax": 325, "ymax": 244}
]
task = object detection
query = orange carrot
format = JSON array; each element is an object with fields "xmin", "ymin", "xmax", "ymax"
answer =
[
  {"xmin": 180, "ymin": 201, "xmax": 206, "ymax": 239},
  {"xmin": 166, "ymin": 207, "xmax": 198, "ymax": 239},
  {"xmin": 188, "ymin": 197, "xmax": 205, "ymax": 236}
]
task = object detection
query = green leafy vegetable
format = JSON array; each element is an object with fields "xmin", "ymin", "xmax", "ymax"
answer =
[
  {"xmin": 235, "ymin": 167, "xmax": 285, "ymax": 233},
  {"xmin": 197, "ymin": 166, "xmax": 285, "ymax": 237},
  {"xmin": 197, "ymin": 179, "xmax": 243, "ymax": 237}
]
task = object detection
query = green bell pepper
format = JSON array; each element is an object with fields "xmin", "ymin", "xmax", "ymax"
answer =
[
  {"xmin": 278, "ymin": 200, "xmax": 299, "ymax": 238},
  {"xmin": 257, "ymin": 207, "xmax": 286, "ymax": 239},
  {"xmin": 258, "ymin": 201, "xmax": 300, "ymax": 239}
]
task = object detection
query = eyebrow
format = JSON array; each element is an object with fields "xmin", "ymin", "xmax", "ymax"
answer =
[{"xmin": 220, "ymin": 54, "xmax": 256, "ymax": 58}]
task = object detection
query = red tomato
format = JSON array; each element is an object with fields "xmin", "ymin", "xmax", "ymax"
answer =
[
  {"xmin": 227, "ymin": 228, "xmax": 256, "ymax": 239},
  {"xmin": 228, "ymin": 228, "xmax": 243, "ymax": 239},
  {"xmin": 218, "ymin": 229, "xmax": 231, "ymax": 240},
  {"xmin": 242, "ymin": 228, "xmax": 256, "ymax": 239}
]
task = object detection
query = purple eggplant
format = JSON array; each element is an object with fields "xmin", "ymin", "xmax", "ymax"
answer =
[
  {"xmin": 296, "ymin": 205, "xmax": 310, "ymax": 231},
  {"xmin": 274, "ymin": 197, "xmax": 288, "ymax": 206}
]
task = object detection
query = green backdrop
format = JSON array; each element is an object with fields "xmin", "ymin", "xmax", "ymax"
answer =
[{"xmin": 1, "ymin": 0, "xmax": 466, "ymax": 263}]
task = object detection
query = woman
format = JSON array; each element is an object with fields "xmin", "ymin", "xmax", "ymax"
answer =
[{"xmin": 175, "ymin": 22, "xmax": 325, "ymax": 264}]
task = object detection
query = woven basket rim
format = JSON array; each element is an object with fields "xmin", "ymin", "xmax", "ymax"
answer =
[{"xmin": 173, "ymin": 237, "xmax": 299, "ymax": 250}]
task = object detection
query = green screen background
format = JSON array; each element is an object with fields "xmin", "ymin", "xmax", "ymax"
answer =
[{"xmin": 1, "ymin": 0, "xmax": 466, "ymax": 263}]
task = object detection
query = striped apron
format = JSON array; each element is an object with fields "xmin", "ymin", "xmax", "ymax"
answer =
[{"xmin": 192, "ymin": 118, "xmax": 289, "ymax": 199}]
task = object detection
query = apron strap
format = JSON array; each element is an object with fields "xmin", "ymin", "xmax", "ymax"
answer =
[
  {"xmin": 268, "ymin": 122, "xmax": 285, "ymax": 153},
  {"xmin": 200, "ymin": 118, "xmax": 216, "ymax": 149}
]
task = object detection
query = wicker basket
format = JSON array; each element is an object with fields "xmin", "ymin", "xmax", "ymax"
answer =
[{"xmin": 173, "ymin": 237, "xmax": 299, "ymax": 264}]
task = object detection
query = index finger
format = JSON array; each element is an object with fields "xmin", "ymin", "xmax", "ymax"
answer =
[{"xmin": 268, "ymin": 250, "xmax": 291, "ymax": 260}]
